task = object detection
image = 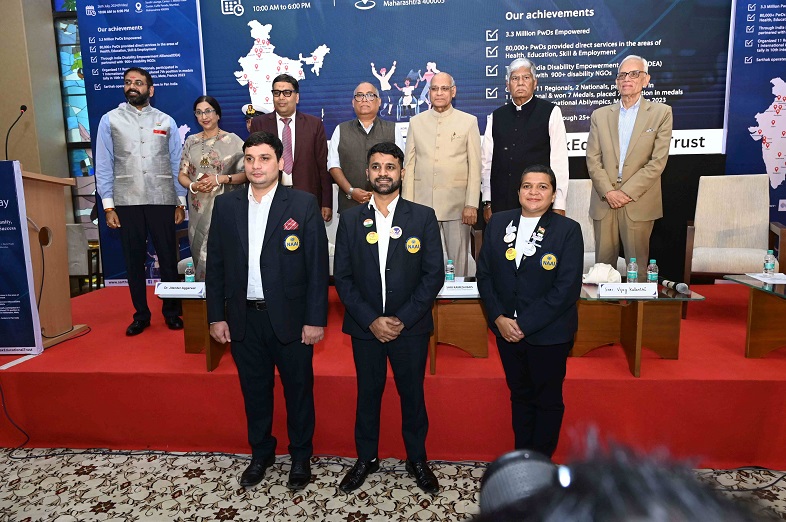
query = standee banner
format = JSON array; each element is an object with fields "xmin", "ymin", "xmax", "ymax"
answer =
[
  {"xmin": 200, "ymin": 0, "xmax": 731, "ymax": 156},
  {"xmin": 0, "ymin": 161, "xmax": 43, "ymax": 355},
  {"xmin": 725, "ymin": 0, "xmax": 786, "ymax": 220},
  {"xmin": 76, "ymin": 0, "xmax": 204, "ymax": 285}
]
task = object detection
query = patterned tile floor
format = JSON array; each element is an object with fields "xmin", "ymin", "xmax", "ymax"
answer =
[{"xmin": 0, "ymin": 449, "xmax": 783, "ymax": 521}]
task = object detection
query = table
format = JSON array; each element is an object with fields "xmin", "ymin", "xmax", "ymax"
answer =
[
  {"xmin": 428, "ymin": 282, "xmax": 489, "ymax": 374},
  {"xmin": 182, "ymin": 298, "xmax": 226, "ymax": 372},
  {"xmin": 723, "ymin": 274, "xmax": 786, "ymax": 358},
  {"xmin": 575, "ymin": 284, "xmax": 705, "ymax": 377}
]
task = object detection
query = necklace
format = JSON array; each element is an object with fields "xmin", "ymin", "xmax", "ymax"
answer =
[{"xmin": 199, "ymin": 130, "xmax": 222, "ymax": 169}]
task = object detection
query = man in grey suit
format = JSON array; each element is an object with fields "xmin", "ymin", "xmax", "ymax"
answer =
[{"xmin": 586, "ymin": 55, "xmax": 673, "ymax": 266}]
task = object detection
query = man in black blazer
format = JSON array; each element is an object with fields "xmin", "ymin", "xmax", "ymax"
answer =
[
  {"xmin": 477, "ymin": 164, "xmax": 583, "ymax": 459},
  {"xmin": 206, "ymin": 131, "xmax": 329, "ymax": 490},
  {"xmin": 250, "ymin": 73, "xmax": 333, "ymax": 222},
  {"xmin": 334, "ymin": 142, "xmax": 444, "ymax": 495}
]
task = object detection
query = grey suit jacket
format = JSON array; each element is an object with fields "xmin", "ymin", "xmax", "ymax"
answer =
[{"xmin": 586, "ymin": 98, "xmax": 673, "ymax": 222}]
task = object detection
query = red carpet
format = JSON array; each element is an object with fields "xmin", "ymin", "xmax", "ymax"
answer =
[{"xmin": 1, "ymin": 284, "xmax": 785, "ymax": 468}]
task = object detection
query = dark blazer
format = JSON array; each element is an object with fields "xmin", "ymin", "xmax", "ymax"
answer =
[
  {"xmin": 250, "ymin": 111, "xmax": 332, "ymax": 209},
  {"xmin": 477, "ymin": 209, "xmax": 583, "ymax": 345},
  {"xmin": 206, "ymin": 184, "xmax": 329, "ymax": 344},
  {"xmin": 333, "ymin": 197, "xmax": 444, "ymax": 339}
]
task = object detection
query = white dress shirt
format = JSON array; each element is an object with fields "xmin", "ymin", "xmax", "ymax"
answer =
[
  {"xmin": 247, "ymin": 182, "xmax": 278, "ymax": 299},
  {"xmin": 480, "ymin": 99, "xmax": 569, "ymax": 210},
  {"xmin": 618, "ymin": 95, "xmax": 643, "ymax": 179},
  {"xmin": 369, "ymin": 194, "xmax": 399, "ymax": 312}
]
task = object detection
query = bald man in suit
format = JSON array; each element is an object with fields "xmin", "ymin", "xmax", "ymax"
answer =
[{"xmin": 586, "ymin": 55, "xmax": 672, "ymax": 266}]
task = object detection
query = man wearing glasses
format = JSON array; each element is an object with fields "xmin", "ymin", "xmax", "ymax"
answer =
[
  {"xmin": 586, "ymin": 55, "xmax": 673, "ymax": 266},
  {"xmin": 328, "ymin": 82, "xmax": 404, "ymax": 214},
  {"xmin": 250, "ymin": 74, "xmax": 333, "ymax": 221},
  {"xmin": 403, "ymin": 72, "xmax": 481, "ymax": 277},
  {"xmin": 95, "ymin": 67, "xmax": 186, "ymax": 336},
  {"xmin": 481, "ymin": 57, "xmax": 569, "ymax": 223}
]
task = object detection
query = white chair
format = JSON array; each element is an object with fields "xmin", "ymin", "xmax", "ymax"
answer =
[
  {"xmin": 684, "ymin": 174, "xmax": 785, "ymax": 282},
  {"xmin": 564, "ymin": 179, "xmax": 627, "ymax": 275},
  {"xmin": 67, "ymin": 223, "xmax": 100, "ymax": 292}
]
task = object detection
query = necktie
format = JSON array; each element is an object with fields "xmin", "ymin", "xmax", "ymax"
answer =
[{"xmin": 282, "ymin": 117, "xmax": 294, "ymax": 174}]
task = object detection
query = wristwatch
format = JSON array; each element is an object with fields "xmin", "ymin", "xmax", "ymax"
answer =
[
  {"xmin": 346, "ymin": 187, "xmax": 355, "ymax": 200},
  {"xmin": 227, "ymin": 174, "xmax": 232, "ymax": 184}
]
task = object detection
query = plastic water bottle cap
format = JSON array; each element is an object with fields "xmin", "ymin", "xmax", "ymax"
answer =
[
  {"xmin": 649, "ymin": 259, "xmax": 655, "ymax": 263},
  {"xmin": 447, "ymin": 260, "xmax": 453, "ymax": 264},
  {"xmin": 630, "ymin": 258, "xmax": 636, "ymax": 262},
  {"xmin": 767, "ymin": 250, "xmax": 774, "ymax": 254}
]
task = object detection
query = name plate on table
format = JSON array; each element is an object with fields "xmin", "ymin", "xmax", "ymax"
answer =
[
  {"xmin": 437, "ymin": 281, "xmax": 480, "ymax": 298},
  {"xmin": 154, "ymin": 282, "xmax": 205, "ymax": 299},
  {"xmin": 598, "ymin": 283, "xmax": 657, "ymax": 298}
]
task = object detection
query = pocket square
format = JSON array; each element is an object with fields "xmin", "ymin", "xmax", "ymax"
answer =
[{"xmin": 283, "ymin": 218, "xmax": 299, "ymax": 230}]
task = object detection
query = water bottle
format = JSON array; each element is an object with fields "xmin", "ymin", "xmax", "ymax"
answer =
[
  {"xmin": 646, "ymin": 259, "xmax": 659, "ymax": 283},
  {"xmin": 764, "ymin": 250, "xmax": 776, "ymax": 275},
  {"xmin": 184, "ymin": 261, "xmax": 196, "ymax": 282},
  {"xmin": 626, "ymin": 257, "xmax": 639, "ymax": 283},
  {"xmin": 445, "ymin": 259, "xmax": 455, "ymax": 282}
]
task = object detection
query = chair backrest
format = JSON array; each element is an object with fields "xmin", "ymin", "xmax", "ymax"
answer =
[
  {"xmin": 66, "ymin": 224, "xmax": 89, "ymax": 276},
  {"xmin": 564, "ymin": 179, "xmax": 595, "ymax": 253},
  {"xmin": 693, "ymin": 174, "xmax": 770, "ymax": 249}
]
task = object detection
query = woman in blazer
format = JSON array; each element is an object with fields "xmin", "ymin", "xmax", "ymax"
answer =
[{"xmin": 477, "ymin": 164, "xmax": 583, "ymax": 458}]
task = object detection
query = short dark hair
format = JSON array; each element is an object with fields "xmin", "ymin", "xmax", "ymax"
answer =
[
  {"xmin": 124, "ymin": 67, "xmax": 153, "ymax": 87},
  {"xmin": 272, "ymin": 74, "xmax": 299, "ymax": 92},
  {"xmin": 243, "ymin": 131, "xmax": 283, "ymax": 160},
  {"xmin": 193, "ymin": 95, "xmax": 222, "ymax": 118},
  {"xmin": 520, "ymin": 164, "xmax": 557, "ymax": 193},
  {"xmin": 367, "ymin": 142, "xmax": 404, "ymax": 168}
]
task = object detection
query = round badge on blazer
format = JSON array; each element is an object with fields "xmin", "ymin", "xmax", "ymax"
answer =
[
  {"xmin": 363, "ymin": 218, "xmax": 374, "ymax": 228},
  {"xmin": 390, "ymin": 226, "xmax": 403, "ymax": 239},
  {"xmin": 503, "ymin": 232, "xmax": 516, "ymax": 244},
  {"xmin": 406, "ymin": 237, "xmax": 421, "ymax": 253},
  {"xmin": 366, "ymin": 231, "xmax": 379, "ymax": 244},
  {"xmin": 541, "ymin": 253, "xmax": 557, "ymax": 270},
  {"xmin": 505, "ymin": 247, "xmax": 516, "ymax": 260},
  {"xmin": 284, "ymin": 234, "xmax": 300, "ymax": 251}
]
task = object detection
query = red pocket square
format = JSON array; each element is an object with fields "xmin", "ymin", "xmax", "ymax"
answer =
[{"xmin": 283, "ymin": 218, "xmax": 299, "ymax": 230}]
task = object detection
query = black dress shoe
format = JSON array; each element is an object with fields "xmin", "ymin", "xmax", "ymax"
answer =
[
  {"xmin": 125, "ymin": 320, "xmax": 150, "ymax": 336},
  {"xmin": 240, "ymin": 455, "xmax": 276, "ymax": 488},
  {"xmin": 339, "ymin": 458, "xmax": 380, "ymax": 493},
  {"xmin": 405, "ymin": 460, "xmax": 439, "ymax": 494},
  {"xmin": 287, "ymin": 459, "xmax": 312, "ymax": 490},
  {"xmin": 165, "ymin": 316, "xmax": 184, "ymax": 330}
]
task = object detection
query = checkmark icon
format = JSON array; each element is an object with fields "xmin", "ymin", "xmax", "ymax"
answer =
[
  {"xmin": 747, "ymin": 13, "xmax": 755, "ymax": 21},
  {"xmin": 88, "ymin": 36, "xmax": 96, "ymax": 43},
  {"xmin": 91, "ymin": 56, "xmax": 98, "ymax": 63},
  {"xmin": 92, "ymin": 68, "xmax": 99, "ymax": 75},
  {"xmin": 486, "ymin": 87, "xmax": 498, "ymax": 99},
  {"xmin": 486, "ymin": 46, "xmax": 498, "ymax": 58},
  {"xmin": 94, "ymin": 84, "xmax": 102, "ymax": 90},
  {"xmin": 745, "ymin": 39, "xmax": 754, "ymax": 47},
  {"xmin": 748, "ymin": 3, "xmax": 756, "ymax": 10},
  {"xmin": 486, "ymin": 29, "xmax": 498, "ymax": 41},
  {"xmin": 90, "ymin": 45, "xmax": 97, "ymax": 52},
  {"xmin": 745, "ymin": 56, "xmax": 753, "ymax": 63},
  {"xmin": 486, "ymin": 64, "xmax": 498, "ymax": 76},
  {"xmin": 746, "ymin": 25, "xmax": 754, "ymax": 33}
]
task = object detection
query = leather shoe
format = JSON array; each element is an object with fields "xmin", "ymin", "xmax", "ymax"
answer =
[
  {"xmin": 339, "ymin": 458, "xmax": 380, "ymax": 492},
  {"xmin": 165, "ymin": 316, "xmax": 184, "ymax": 330},
  {"xmin": 125, "ymin": 320, "xmax": 150, "ymax": 336},
  {"xmin": 406, "ymin": 460, "xmax": 439, "ymax": 494},
  {"xmin": 240, "ymin": 455, "xmax": 276, "ymax": 488},
  {"xmin": 287, "ymin": 459, "xmax": 312, "ymax": 490}
]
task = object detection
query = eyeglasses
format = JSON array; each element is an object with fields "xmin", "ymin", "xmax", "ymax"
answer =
[
  {"xmin": 616, "ymin": 70, "xmax": 647, "ymax": 80},
  {"xmin": 271, "ymin": 89, "xmax": 296, "ymax": 98},
  {"xmin": 194, "ymin": 109, "xmax": 216, "ymax": 117},
  {"xmin": 353, "ymin": 93, "xmax": 379, "ymax": 101},
  {"xmin": 124, "ymin": 80, "xmax": 148, "ymax": 87},
  {"xmin": 429, "ymin": 85, "xmax": 453, "ymax": 92}
]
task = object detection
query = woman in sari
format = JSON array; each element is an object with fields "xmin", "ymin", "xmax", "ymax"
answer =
[{"xmin": 178, "ymin": 95, "xmax": 245, "ymax": 281}]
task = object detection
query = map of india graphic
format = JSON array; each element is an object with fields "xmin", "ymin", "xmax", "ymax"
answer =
[
  {"xmin": 749, "ymin": 77, "xmax": 786, "ymax": 189},
  {"xmin": 234, "ymin": 21, "xmax": 330, "ymax": 114}
]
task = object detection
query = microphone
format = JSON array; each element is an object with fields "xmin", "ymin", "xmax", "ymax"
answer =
[
  {"xmin": 5, "ymin": 105, "xmax": 28, "ymax": 160},
  {"xmin": 658, "ymin": 277, "xmax": 690, "ymax": 294}
]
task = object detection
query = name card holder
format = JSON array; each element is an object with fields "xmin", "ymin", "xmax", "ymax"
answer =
[
  {"xmin": 598, "ymin": 282, "xmax": 657, "ymax": 298},
  {"xmin": 155, "ymin": 282, "xmax": 206, "ymax": 299},
  {"xmin": 438, "ymin": 281, "xmax": 480, "ymax": 298}
]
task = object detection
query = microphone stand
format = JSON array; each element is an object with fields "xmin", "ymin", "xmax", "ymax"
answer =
[{"xmin": 5, "ymin": 108, "xmax": 27, "ymax": 160}]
